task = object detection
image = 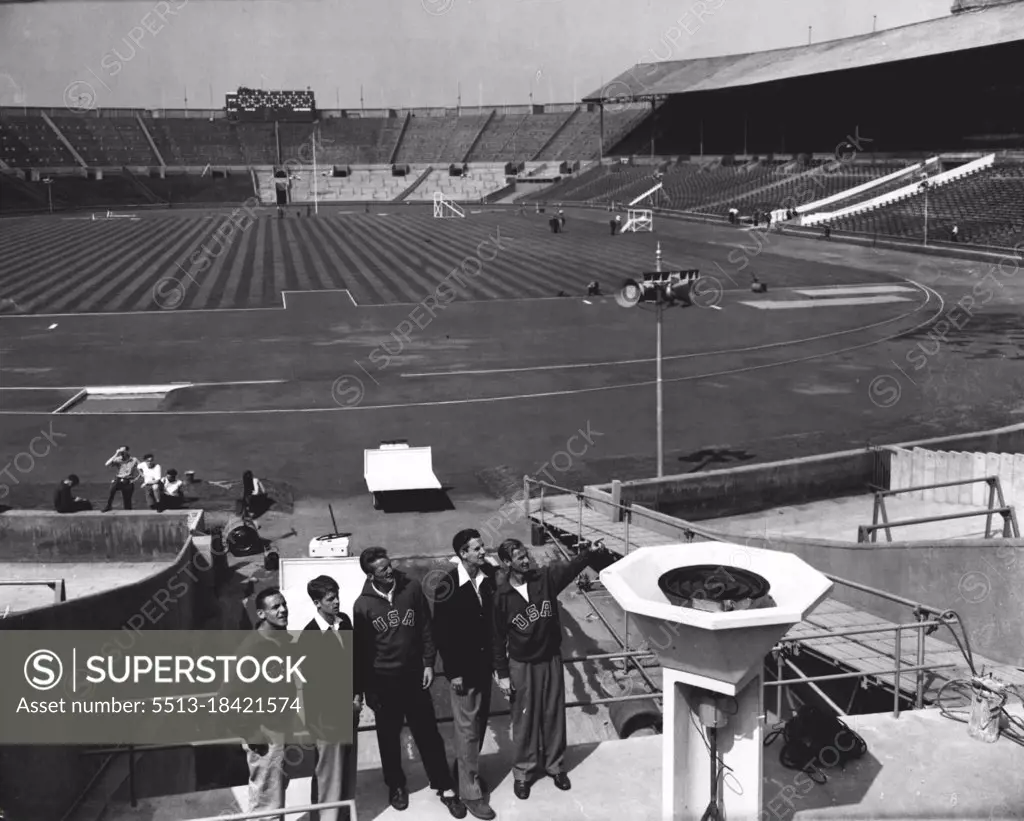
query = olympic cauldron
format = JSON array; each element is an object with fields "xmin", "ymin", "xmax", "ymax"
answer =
[{"xmin": 600, "ymin": 541, "xmax": 832, "ymax": 820}]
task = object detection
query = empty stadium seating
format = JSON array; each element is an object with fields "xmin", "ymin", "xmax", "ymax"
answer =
[
  {"xmin": 798, "ymin": 163, "xmax": 922, "ymax": 216},
  {"xmin": 831, "ymin": 163, "xmax": 1024, "ymax": 247},
  {"xmin": 403, "ymin": 164, "xmax": 509, "ymax": 202},
  {"xmin": 466, "ymin": 112, "xmax": 529, "ymax": 162},
  {"xmin": 48, "ymin": 116, "xmax": 158, "ymax": 166},
  {"xmin": 537, "ymin": 107, "xmax": 648, "ymax": 163},
  {"xmin": 0, "ymin": 114, "xmax": 77, "ymax": 167},
  {"xmin": 234, "ymin": 123, "xmax": 278, "ymax": 165},
  {"xmin": 263, "ymin": 166, "xmax": 429, "ymax": 203},
  {"xmin": 143, "ymin": 117, "xmax": 248, "ymax": 165}
]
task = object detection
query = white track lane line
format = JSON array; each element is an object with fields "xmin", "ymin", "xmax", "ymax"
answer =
[
  {"xmin": 0, "ymin": 281, "xmax": 945, "ymax": 416},
  {"xmin": 402, "ymin": 284, "xmax": 931, "ymax": 378}
]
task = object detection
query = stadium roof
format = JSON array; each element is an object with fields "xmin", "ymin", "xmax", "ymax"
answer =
[{"xmin": 586, "ymin": 2, "xmax": 1024, "ymax": 102}]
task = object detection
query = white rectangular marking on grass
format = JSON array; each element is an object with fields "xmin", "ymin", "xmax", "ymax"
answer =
[
  {"xmin": 794, "ymin": 286, "xmax": 917, "ymax": 297},
  {"xmin": 739, "ymin": 296, "xmax": 914, "ymax": 310}
]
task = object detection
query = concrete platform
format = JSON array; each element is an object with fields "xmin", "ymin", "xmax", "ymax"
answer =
[
  {"xmin": 0, "ymin": 561, "xmax": 171, "ymax": 613},
  {"xmin": 709, "ymin": 495, "xmax": 1008, "ymax": 543},
  {"xmin": 103, "ymin": 706, "xmax": 1024, "ymax": 821}
]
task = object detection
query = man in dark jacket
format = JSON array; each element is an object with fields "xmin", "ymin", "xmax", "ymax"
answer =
[
  {"xmin": 492, "ymin": 537, "xmax": 596, "ymax": 800},
  {"xmin": 352, "ymin": 547, "xmax": 466, "ymax": 818},
  {"xmin": 432, "ymin": 530, "xmax": 500, "ymax": 820},
  {"xmin": 54, "ymin": 474, "xmax": 91, "ymax": 513},
  {"xmin": 296, "ymin": 575, "xmax": 359, "ymax": 821}
]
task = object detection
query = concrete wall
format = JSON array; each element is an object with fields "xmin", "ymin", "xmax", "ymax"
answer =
[
  {"xmin": 606, "ymin": 448, "xmax": 879, "ymax": 522},
  {"xmin": 0, "ymin": 510, "xmax": 194, "ymax": 561},
  {"xmin": 594, "ymin": 421, "xmax": 1024, "ymax": 523},
  {"xmin": 0, "ymin": 515, "xmax": 214, "ymax": 821}
]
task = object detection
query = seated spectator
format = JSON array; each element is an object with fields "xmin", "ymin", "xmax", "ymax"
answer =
[
  {"xmin": 54, "ymin": 475, "xmax": 92, "ymax": 513},
  {"xmin": 161, "ymin": 469, "xmax": 186, "ymax": 510},
  {"xmin": 139, "ymin": 454, "xmax": 164, "ymax": 510},
  {"xmin": 242, "ymin": 470, "xmax": 272, "ymax": 518}
]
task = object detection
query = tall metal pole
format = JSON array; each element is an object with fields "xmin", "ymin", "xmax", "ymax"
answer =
[
  {"xmin": 312, "ymin": 127, "xmax": 318, "ymax": 215},
  {"xmin": 923, "ymin": 185, "xmax": 928, "ymax": 246},
  {"xmin": 656, "ymin": 242, "xmax": 664, "ymax": 478}
]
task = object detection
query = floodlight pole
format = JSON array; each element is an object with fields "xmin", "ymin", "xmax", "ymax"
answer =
[
  {"xmin": 656, "ymin": 242, "xmax": 664, "ymax": 478},
  {"xmin": 922, "ymin": 181, "xmax": 928, "ymax": 246},
  {"xmin": 312, "ymin": 127, "xmax": 319, "ymax": 216}
]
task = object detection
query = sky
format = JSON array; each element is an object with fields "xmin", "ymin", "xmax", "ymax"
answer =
[{"xmin": 0, "ymin": 0, "xmax": 955, "ymax": 110}]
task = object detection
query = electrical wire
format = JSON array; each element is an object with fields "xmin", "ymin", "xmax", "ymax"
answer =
[{"xmin": 933, "ymin": 609, "xmax": 1024, "ymax": 746}]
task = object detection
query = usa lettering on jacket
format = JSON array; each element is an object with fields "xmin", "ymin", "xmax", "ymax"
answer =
[
  {"xmin": 372, "ymin": 609, "xmax": 416, "ymax": 632},
  {"xmin": 511, "ymin": 600, "xmax": 553, "ymax": 630}
]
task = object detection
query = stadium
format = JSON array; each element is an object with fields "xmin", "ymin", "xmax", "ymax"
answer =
[{"xmin": 1, "ymin": 1, "xmax": 1024, "ymax": 819}]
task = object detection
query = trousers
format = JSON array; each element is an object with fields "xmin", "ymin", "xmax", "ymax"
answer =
[
  {"xmin": 311, "ymin": 732, "xmax": 358, "ymax": 821},
  {"xmin": 509, "ymin": 655, "xmax": 566, "ymax": 783},
  {"xmin": 448, "ymin": 667, "xmax": 492, "ymax": 800},
  {"xmin": 243, "ymin": 730, "xmax": 289, "ymax": 821},
  {"xmin": 373, "ymin": 672, "xmax": 454, "ymax": 792}
]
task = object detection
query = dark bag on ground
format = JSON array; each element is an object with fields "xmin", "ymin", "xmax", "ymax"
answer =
[{"xmin": 764, "ymin": 703, "xmax": 867, "ymax": 783}]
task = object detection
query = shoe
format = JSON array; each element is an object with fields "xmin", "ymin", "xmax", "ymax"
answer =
[
  {"xmin": 513, "ymin": 780, "xmax": 531, "ymax": 800},
  {"xmin": 102, "ymin": 506, "xmax": 112, "ymax": 513},
  {"xmin": 438, "ymin": 791, "xmax": 467, "ymax": 819},
  {"xmin": 463, "ymin": 797, "xmax": 496, "ymax": 820},
  {"xmin": 552, "ymin": 772, "xmax": 571, "ymax": 791},
  {"xmin": 389, "ymin": 786, "xmax": 409, "ymax": 811}
]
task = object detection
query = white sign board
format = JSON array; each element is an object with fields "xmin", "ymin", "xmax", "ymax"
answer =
[{"xmin": 279, "ymin": 556, "xmax": 366, "ymax": 630}]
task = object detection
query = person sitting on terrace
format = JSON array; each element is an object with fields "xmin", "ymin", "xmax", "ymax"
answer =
[
  {"xmin": 139, "ymin": 453, "xmax": 164, "ymax": 510},
  {"xmin": 161, "ymin": 469, "xmax": 186, "ymax": 510},
  {"xmin": 54, "ymin": 475, "xmax": 92, "ymax": 513}
]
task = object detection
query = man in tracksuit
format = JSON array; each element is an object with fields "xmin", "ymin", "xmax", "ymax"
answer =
[
  {"xmin": 492, "ymin": 537, "xmax": 596, "ymax": 800},
  {"xmin": 432, "ymin": 529, "xmax": 500, "ymax": 820},
  {"xmin": 352, "ymin": 547, "xmax": 466, "ymax": 818}
]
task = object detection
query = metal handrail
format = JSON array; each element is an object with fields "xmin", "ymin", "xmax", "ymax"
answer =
[
  {"xmin": 858, "ymin": 506, "xmax": 1014, "ymax": 542},
  {"xmin": 524, "ymin": 477, "xmax": 973, "ymax": 718},
  {"xmin": 763, "ymin": 663, "xmax": 957, "ymax": 687},
  {"xmin": 0, "ymin": 578, "xmax": 66, "ymax": 604},
  {"xmin": 872, "ymin": 474, "xmax": 1002, "ymax": 497},
  {"xmin": 780, "ymin": 618, "xmax": 950, "ymax": 642}
]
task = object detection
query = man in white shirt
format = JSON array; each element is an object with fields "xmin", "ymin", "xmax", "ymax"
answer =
[
  {"xmin": 161, "ymin": 469, "xmax": 186, "ymax": 510},
  {"xmin": 299, "ymin": 576, "xmax": 360, "ymax": 821},
  {"xmin": 432, "ymin": 530, "xmax": 500, "ymax": 820},
  {"xmin": 139, "ymin": 453, "xmax": 164, "ymax": 510}
]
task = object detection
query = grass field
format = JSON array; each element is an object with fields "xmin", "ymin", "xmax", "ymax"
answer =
[{"xmin": 0, "ymin": 203, "xmax": 904, "ymax": 314}]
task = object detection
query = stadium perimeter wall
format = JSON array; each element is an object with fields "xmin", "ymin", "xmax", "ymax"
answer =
[
  {"xmin": 0, "ymin": 512, "xmax": 220, "ymax": 820},
  {"xmin": 585, "ymin": 422, "xmax": 1024, "ymax": 667}
]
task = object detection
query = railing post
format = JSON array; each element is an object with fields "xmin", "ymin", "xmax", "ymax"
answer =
[
  {"xmin": 985, "ymin": 478, "xmax": 995, "ymax": 538},
  {"xmin": 915, "ymin": 613, "xmax": 926, "ymax": 710},
  {"xmin": 893, "ymin": 628, "xmax": 902, "ymax": 718},
  {"xmin": 776, "ymin": 650, "xmax": 784, "ymax": 720},
  {"xmin": 577, "ymin": 492, "xmax": 583, "ymax": 549},
  {"xmin": 128, "ymin": 744, "xmax": 137, "ymax": 808},
  {"xmin": 624, "ymin": 504, "xmax": 631, "ymax": 651},
  {"xmin": 539, "ymin": 480, "xmax": 546, "ymax": 533}
]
